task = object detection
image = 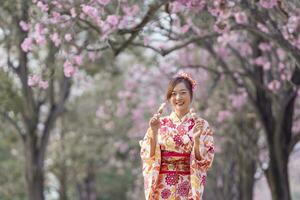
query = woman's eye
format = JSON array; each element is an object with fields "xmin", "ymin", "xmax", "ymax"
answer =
[{"xmin": 172, "ymin": 93, "xmax": 176, "ymax": 96}]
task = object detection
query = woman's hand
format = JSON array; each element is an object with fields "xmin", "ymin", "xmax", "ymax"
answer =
[
  {"xmin": 149, "ymin": 113, "xmax": 160, "ymax": 134},
  {"xmin": 192, "ymin": 119, "xmax": 205, "ymax": 161},
  {"xmin": 192, "ymin": 120, "xmax": 203, "ymax": 142},
  {"xmin": 149, "ymin": 102, "xmax": 166, "ymax": 135}
]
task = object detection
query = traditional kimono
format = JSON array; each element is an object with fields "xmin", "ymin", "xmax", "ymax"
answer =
[{"xmin": 139, "ymin": 111, "xmax": 215, "ymax": 200}]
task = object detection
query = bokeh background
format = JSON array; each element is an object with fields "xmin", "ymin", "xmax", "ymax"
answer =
[{"xmin": 0, "ymin": 0, "xmax": 300, "ymax": 200}]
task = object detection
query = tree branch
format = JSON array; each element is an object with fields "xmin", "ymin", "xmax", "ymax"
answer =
[
  {"xmin": 114, "ymin": 1, "xmax": 171, "ymax": 56},
  {"xmin": 0, "ymin": 111, "xmax": 25, "ymax": 140}
]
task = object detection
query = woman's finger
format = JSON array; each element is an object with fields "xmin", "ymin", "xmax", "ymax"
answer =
[{"xmin": 150, "ymin": 118, "xmax": 154, "ymax": 124}]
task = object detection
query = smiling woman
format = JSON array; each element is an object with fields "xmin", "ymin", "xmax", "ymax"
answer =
[
  {"xmin": 139, "ymin": 72, "xmax": 215, "ymax": 200},
  {"xmin": 166, "ymin": 75, "xmax": 194, "ymax": 116}
]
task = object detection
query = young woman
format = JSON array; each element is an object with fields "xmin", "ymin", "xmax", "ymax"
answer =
[{"xmin": 139, "ymin": 72, "xmax": 215, "ymax": 200}]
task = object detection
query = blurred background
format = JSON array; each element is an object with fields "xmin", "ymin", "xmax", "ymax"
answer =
[{"xmin": 0, "ymin": 0, "xmax": 300, "ymax": 200}]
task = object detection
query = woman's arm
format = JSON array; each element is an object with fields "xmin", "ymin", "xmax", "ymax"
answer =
[
  {"xmin": 149, "ymin": 130, "xmax": 158, "ymax": 157},
  {"xmin": 194, "ymin": 138, "xmax": 203, "ymax": 161}
]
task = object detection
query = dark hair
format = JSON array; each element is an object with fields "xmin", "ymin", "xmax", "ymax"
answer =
[{"xmin": 166, "ymin": 77, "xmax": 193, "ymax": 100}]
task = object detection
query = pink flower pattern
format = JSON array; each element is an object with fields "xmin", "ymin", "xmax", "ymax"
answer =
[
  {"xmin": 161, "ymin": 188, "xmax": 171, "ymax": 199},
  {"xmin": 140, "ymin": 111, "xmax": 215, "ymax": 200},
  {"xmin": 178, "ymin": 181, "xmax": 190, "ymax": 197},
  {"xmin": 165, "ymin": 173, "xmax": 179, "ymax": 186},
  {"xmin": 173, "ymin": 134, "xmax": 184, "ymax": 146}
]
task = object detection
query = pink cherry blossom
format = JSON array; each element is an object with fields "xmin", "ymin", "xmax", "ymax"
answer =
[
  {"xmin": 267, "ymin": 80, "xmax": 281, "ymax": 91},
  {"xmin": 217, "ymin": 110, "xmax": 233, "ymax": 123},
  {"xmin": 253, "ymin": 56, "xmax": 269, "ymax": 67},
  {"xmin": 278, "ymin": 62, "xmax": 285, "ymax": 70},
  {"xmin": 35, "ymin": 34, "xmax": 47, "ymax": 45},
  {"xmin": 259, "ymin": 0, "xmax": 277, "ymax": 9},
  {"xmin": 217, "ymin": 33, "xmax": 236, "ymax": 46},
  {"xmin": 21, "ymin": 37, "xmax": 34, "ymax": 52},
  {"xmin": 98, "ymin": 0, "xmax": 111, "ymax": 6},
  {"xmin": 170, "ymin": 2, "xmax": 184, "ymax": 13},
  {"xmin": 34, "ymin": 23, "xmax": 46, "ymax": 35},
  {"xmin": 73, "ymin": 55, "xmax": 83, "ymax": 65},
  {"xmin": 238, "ymin": 42, "xmax": 253, "ymax": 56},
  {"xmin": 280, "ymin": 74, "xmax": 287, "ymax": 81},
  {"xmin": 81, "ymin": 5, "xmax": 99, "ymax": 19},
  {"xmin": 88, "ymin": 52, "xmax": 101, "ymax": 61},
  {"xmin": 70, "ymin": 8, "xmax": 77, "ymax": 18},
  {"xmin": 50, "ymin": 32, "xmax": 61, "ymax": 47},
  {"xmin": 234, "ymin": 12, "xmax": 248, "ymax": 24},
  {"xmin": 259, "ymin": 42, "xmax": 272, "ymax": 51},
  {"xmin": 216, "ymin": 46, "xmax": 229, "ymax": 59},
  {"xmin": 208, "ymin": 7, "xmax": 220, "ymax": 17},
  {"xmin": 50, "ymin": 11, "xmax": 61, "ymax": 24},
  {"xmin": 118, "ymin": 18, "xmax": 129, "ymax": 29},
  {"xmin": 50, "ymin": 1, "xmax": 63, "ymax": 9},
  {"xmin": 262, "ymin": 61, "xmax": 271, "ymax": 71},
  {"xmin": 177, "ymin": 0, "xmax": 190, "ymax": 6},
  {"xmin": 36, "ymin": 1, "xmax": 49, "ymax": 12},
  {"xmin": 38, "ymin": 80, "xmax": 49, "ymax": 89},
  {"xmin": 28, "ymin": 75, "xmax": 41, "ymax": 87},
  {"xmin": 229, "ymin": 92, "xmax": 248, "ymax": 109},
  {"xmin": 19, "ymin": 21, "xmax": 30, "ymax": 31},
  {"xmin": 106, "ymin": 15, "xmax": 119, "ymax": 26},
  {"xmin": 63, "ymin": 61, "xmax": 77, "ymax": 77},
  {"xmin": 286, "ymin": 15, "xmax": 300, "ymax": 34},
  {"xmin": 124, "ymin": 4, "xmax": 140, "ymax": 17}
]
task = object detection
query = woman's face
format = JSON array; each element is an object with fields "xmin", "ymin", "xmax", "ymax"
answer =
[{"xmin": 169, "ymin": 82, "xmax": 191, "ymax": 113}]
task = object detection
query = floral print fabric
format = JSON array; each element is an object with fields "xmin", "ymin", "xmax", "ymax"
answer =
[{"xmin": 139, "ymin": 111, "xmax": 215, "ymax": 200}]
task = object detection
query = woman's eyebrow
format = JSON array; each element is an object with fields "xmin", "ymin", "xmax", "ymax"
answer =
[{"xmin": 173, "ymin": 89, "xmax": 188, "ymax": 92}]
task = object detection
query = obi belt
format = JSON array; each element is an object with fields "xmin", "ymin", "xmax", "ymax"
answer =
[{"xmin": 159, "ymin": 150, "xmax": 191, "ymax": 175}]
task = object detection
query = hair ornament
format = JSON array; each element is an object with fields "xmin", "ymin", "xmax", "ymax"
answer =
[{"xmin": 174, "ymin": 72, "xmax": 197, "ymax": 91}]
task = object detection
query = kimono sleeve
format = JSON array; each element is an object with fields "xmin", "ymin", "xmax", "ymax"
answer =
[
  {"xmin": 139, "ymin": 127, "xmax": 161, "ymax": 174},
  {"xmin": 195, "ymin": 121, "xmax": 215, "ymax": 172}
]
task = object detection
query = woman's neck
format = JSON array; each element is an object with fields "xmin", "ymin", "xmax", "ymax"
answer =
[{"xmin": 175, "ymin": 109, "xmax": 189, "ymax": 120}]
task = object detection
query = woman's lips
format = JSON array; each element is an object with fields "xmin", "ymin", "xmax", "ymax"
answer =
[{"xmin": 176, "ymin": 102, "xmax": 184, "ymax": 106}]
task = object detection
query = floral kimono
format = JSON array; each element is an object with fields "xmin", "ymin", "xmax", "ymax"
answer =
[{"xmin": 139, "ymin": 111, "xmax": 215, "ymax": 200}]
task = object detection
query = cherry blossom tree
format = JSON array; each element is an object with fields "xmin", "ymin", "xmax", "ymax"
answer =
[
  {"xmin": 140, "ymin": 1, "xmax": 299, "ymax": 200},
  {"xmin": 1, "ymin": 1, "xmax": 174, "ymax": 200},
  {"xmin": 7, "ymin": 0, "xmax": 300, "ymax": 199}
]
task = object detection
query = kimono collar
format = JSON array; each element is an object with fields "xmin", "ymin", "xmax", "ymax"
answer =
[{"xmin": 170, "ymin": 111, "xmax": 192, "ymax": 123}]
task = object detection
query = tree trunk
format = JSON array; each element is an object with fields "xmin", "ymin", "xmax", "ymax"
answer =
[
  {"xmin": 265, "ymin": 138, "xmax": 291, "ymax": 200},
  {"xmin": 59, "ymin": 167, "xmax": 68, "ymax": 200},
  {"xmin": 238, "ymin": 158, "xmax": 256, "ymax": 200},
  {"xmin": 59, "ymin": 125, "xmax": 68, "ymax": 200},
  {"xmin": 24, "ymin": 137, "xmax": 45, "ymax": 200},
  {"xmin": 251, "ymin": 36, "xmax": 294, "ymax": 200},
  {"xmin": 77, "ymin": 161, "xmax": 97, "ymax": 200}
]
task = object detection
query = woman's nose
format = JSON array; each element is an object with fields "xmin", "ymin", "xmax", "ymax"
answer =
[{"xmin": 176, "ymin": 94, "xmax": 181, "ymax": 100}]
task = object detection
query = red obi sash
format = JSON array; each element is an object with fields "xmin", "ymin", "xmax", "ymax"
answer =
[{"xmin": 159, "ymin": 150, "xmax": 191, "ymax": 175}]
